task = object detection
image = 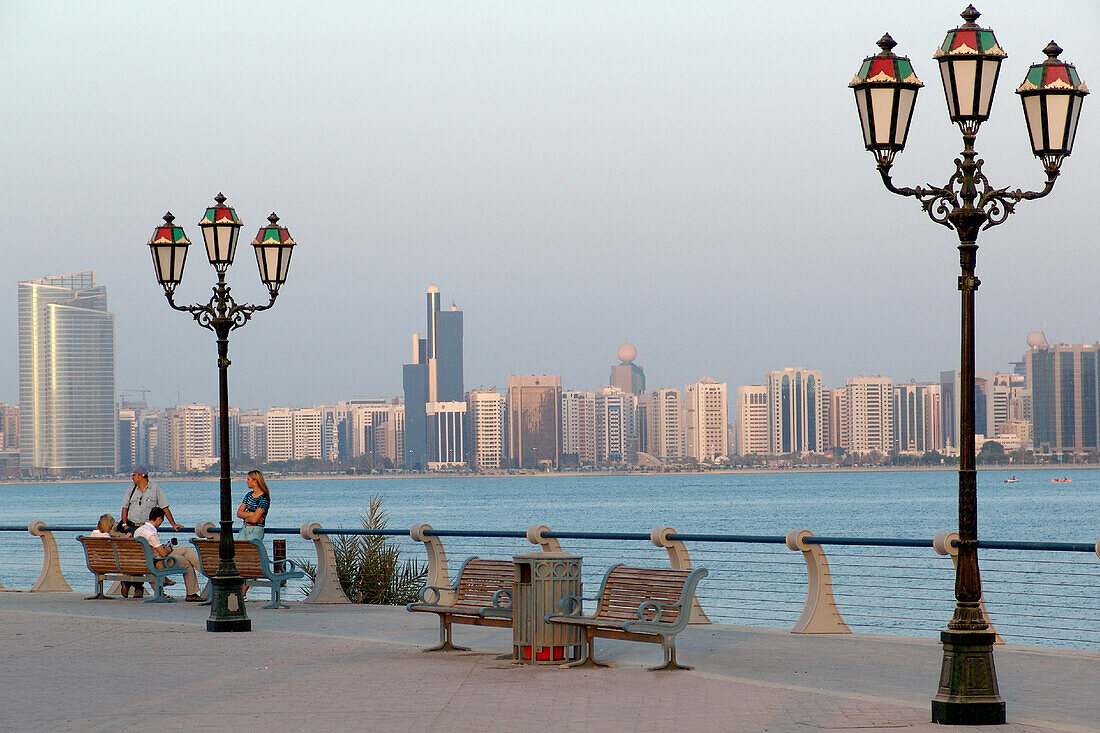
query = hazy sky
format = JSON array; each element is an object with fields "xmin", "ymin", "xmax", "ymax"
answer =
[{"xmin": 2, "ymin": 1, "xmax": 1098, "ymax": 409}]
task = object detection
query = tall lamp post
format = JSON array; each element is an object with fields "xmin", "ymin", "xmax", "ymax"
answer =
[
  {"xmin": 851, "ymin": 5, "xmax": 1086, "ymax": 725},
  {"xmin": 147, "ymin": 193, "xmax": 296, "ymax": 632}
]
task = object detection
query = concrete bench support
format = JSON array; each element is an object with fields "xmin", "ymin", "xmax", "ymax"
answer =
[
  {"xmin": 300, "ymin": 522, "xmax": 350, "ymax": 604},
  {"xmin": 526, "ymin": 524, "xmax": 562, "ymax": 552},
  {"xmin": 933, "ymin": 530, "xmax": 1002, "ymax": 644},
  {"xmin": 29, "ymin": 521, "xmax": 72, "ymax": 592},
  {"xmin": 411, "ymin": 523, "xmax": 454, "ymax": 605},
  {"xmin": 651, "ymin": 526, "xmax": 710, "ymax": 624},
  {"xmin": 786, "ymin": 529, "xmax": 850, "ymax": 634}
]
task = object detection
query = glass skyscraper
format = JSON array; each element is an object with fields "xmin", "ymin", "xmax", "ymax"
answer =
[
  {"xmin": 402, "ymin": 285, "xmax": 464, "ymax": 469},
  {"xmin": 18, "ymin": 272, "xmax": 116, "ymax": 476}
]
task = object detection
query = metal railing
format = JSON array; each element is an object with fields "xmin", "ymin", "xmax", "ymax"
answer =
[{"xmin": 2, "ymin": 521, "xmax": 1098, "ymax": 650}]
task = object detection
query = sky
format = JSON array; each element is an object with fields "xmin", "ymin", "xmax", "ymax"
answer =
[{"xmin": 2, "ymin": 1, "xmax": 1098, "ymax": 410}]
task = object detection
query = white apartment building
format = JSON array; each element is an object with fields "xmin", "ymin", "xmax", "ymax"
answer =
[
  {"xmin": 156, "ymin": 404, "xmax": 216, "ymax": 472},
  {"xmin": 684, "ymin": 378, "xmax": 727, "ymax": 463},
  {"xmin": 237, "ymin": 410, "xmax": 266, "ymax": 463},
  {"xmin": 426, "ymin": 400, "xmax": 466, "ymax": 469},
  {"xmin": 766, "ymin": 368, "xmax": 824, "ymax": 455},
  {"xmin": 839, "ymin": 376, "xmax": 894, "ymax": 454},
  {"xmin": 735, "ymin": 385, "xmax": 768, "ymax": 456},
  {"xmin": 594, "ymin": 386, "xmax": 636, "ymax": 464},
  {"xmin": 292, "ymin": 408, "xmax": 323, "ymax": 460},
  {"xmin": 641, "ymin": 388, "xmax": 683, "ymax": 460},
  {"xmin": 264, "ymin": 408, "xmax": 293, "ymax": 462},
  {"xmin": 561, "ymin": 390, "xmax": 596, "ymax": 465},
  {"xmin": 467, "ymin": 390, "xmax": 505, "ymax": 470}
]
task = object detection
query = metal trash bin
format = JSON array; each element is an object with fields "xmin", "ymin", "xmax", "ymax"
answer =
[{"xmin": 512, "ymin": 552, "xmax": 582, "ymax": 664}]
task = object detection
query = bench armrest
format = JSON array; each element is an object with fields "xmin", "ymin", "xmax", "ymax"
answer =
[
  {"xmin": 636, "ymin": 600, "xmax": 681, "ymax": 622},
  {"xmin": 491, "ymin": 588, "xmax": 512, "ymax": 610},
  {"xmin": 419, "ymin": 584, "xmax": 450, "ymax": 605},
  {"xmin": 557, "ymin": 594, "xmax": 597, "ymax": 616}
]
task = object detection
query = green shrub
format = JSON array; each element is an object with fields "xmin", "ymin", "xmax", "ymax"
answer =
[{"xmin": 298, "ymin": 495, "xmax": 425, "ymax": 604}]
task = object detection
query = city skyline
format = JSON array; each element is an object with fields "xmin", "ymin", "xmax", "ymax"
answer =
[{"xmin": 1, "ymin": 1, "xmax": 1098, "ymax": 410}]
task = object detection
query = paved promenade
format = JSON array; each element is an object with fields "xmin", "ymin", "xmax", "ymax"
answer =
[{"xmin": 0, "ymin": 591, "xmax": 1097, "ymax": 732}]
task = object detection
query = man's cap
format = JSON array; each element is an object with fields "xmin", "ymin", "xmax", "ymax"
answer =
[{"xmin": 132, "ymin": 468, "xmax": 149, "ymax": 478}]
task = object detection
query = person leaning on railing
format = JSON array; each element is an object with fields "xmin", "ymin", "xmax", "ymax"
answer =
[{"xmin": 236, "ymin": 470, "xmax": 270, "ymax": 542}]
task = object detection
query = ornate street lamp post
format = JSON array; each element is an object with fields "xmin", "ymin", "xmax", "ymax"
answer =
[
  {"xmin": 852, "ymin": 6, "xmax": 1086, "ymax": 725},
  {"xmin": 147, "ymin": 193, "xmax": 297, "ymax": 632}
]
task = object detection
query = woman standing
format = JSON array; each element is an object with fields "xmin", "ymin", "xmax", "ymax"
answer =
[{"xmin": 236, "ymin": 470, "xmax": 270, "ymax": 541}]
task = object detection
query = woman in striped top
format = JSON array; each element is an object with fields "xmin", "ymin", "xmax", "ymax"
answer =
[{"xmin": 236, "ymin": 470, "xmax": 271, "ymax": 541}]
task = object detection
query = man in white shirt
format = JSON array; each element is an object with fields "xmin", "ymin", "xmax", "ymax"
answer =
[{"xmin": 134, "ymin": 507, "xmax": 203, "ymax": 601}]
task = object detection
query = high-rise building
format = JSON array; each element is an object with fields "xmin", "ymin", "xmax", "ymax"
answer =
[
  {"xmin": 641, "ymin": 388, "xmax": 683, "ymax": 460},
  {"xmin": 426, "ymin": 401, "xmax": 467, "ymax": 469},
  {"xmin": 561, "ymin": 390, "xmax": 595, "ymax": 465},
  {"xmin": 766, "ymin": 367, "xmax": 824, "ymax": 456},
  {"xmin": 467, "ymin": 390, "xmax": 505, "ymax": 470},
  {"xmin": 507, "ymin": 375, "xmax": 562, "ymax": 469},
  {"xmin": 19, "ymin": 272, "xmax": 116, "ymax": 476},
  {"xmin": 594, "ymin": 386, "xmax": 636, "ymax": 464},
  {"xmin": 684, "ymin": 378, "xmax": 727, "ymax": 462},
  {"xmin": 403, "ymin": 285, "xmax": 464, "ymax": 469},
  {"xmin": 837, "ymin": 376, "xmax": 894, "ymax": 454},
  {"xmin": 1026, "ymin": 339, "xmax": 1100, "ymax": 456},
  {"xmin": 735, "ymin": 385, "xmax": 768, "ymax": 457},
  {"xmin": 893, "ymin": 382, "xmax": 942, "ymax": 454},
  {"xmin": 609, "ymin": 342, "xmax": 645, "ymax": 396},
  {"xmin": 237, "ymin": 410, "xmax": 267, "ymax": 463}
]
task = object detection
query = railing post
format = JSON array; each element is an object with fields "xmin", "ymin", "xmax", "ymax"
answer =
[
  {"xmin": 300, "ymin": 522, "xmax": 350, "ymax": 604},
  {"xmin": 526, "ymin": 524, "xmax": 562, "ymax": 552},
  {"xmin": 785, "ymin": 529, "xmax": 850, "ymax": 634},
  {"xmin": 28, "ymin": 521, "xmax": 72, "ymax": 592},
  {"xmin": 933, "ymin": 531, "xmax": 1002, "ymax": 644},
  {"xmin": 651, "ymin": 526, "xmax": 710, "ymax": 624},
  {"xmin": 410, "ymin": 523, "xmax": 454, "ymax": 605}
]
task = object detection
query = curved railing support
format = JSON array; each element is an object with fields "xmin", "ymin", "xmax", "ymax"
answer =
[
  {"xmin": 786, "ymin": 529, "xmax": 850, "ymax": 634},
  {"xmin": 934, "ymin": 531, "xmax": 1002, "ymax": 644},
  {"xmin": 300, "ymin": 522, "xmax": 350, "ymax": 604},
  {"xmin": 411, "ymin": 523, "xmax": 454, "ymax": 605},
  {"xmin": 652, "ymin": 526, "xmax": 710, "ymax": 624},
  {"xmin": 28, "ymin": 521, "xmax": 73, "ymax": 592},
  {"xmin": 526, "ymin": 524, "xmax": 563, "ymax": 552}
]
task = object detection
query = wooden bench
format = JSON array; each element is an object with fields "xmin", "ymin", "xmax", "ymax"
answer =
[
  {"xmin": 77, "ymin": 536, "xmax": 188, "ymax": 603},
  {"xmin": 546, "ymin": 564, "xmax": 708, "ymax": 670},
  {"xmin": 191, "ymin": 538, "xmax": 306, "ymax": 609},
  {"xmin": 407, "ymin": 557, "xmax": 514, "ymax": 651}
]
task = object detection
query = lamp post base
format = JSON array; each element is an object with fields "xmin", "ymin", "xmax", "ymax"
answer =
[
  {"xmin": 206, "ymin": 574, "xmax": 251, "ymax": 633},
  {"xmin": 931, "ymin": 629, "xmax": 1004, "ymax": 725}
]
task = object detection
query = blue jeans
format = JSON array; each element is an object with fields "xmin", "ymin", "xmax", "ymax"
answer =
[{"xmin": 237, "ymin": 524, "xmax": 264, "ymax": 542}]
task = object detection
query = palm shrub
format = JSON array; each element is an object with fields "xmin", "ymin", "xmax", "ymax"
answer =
[{"xmin": 298, "ymin": 494, "xmax": 426, "ymax": 604}]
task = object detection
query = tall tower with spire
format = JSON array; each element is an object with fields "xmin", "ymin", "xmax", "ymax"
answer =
[{"xmin": 402, "ymin": 285, "xmax": 464, "ymax": 469}]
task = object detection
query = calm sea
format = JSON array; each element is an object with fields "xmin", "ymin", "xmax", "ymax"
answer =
[
  {"xmin": 2, "ymin": 468, "xmax": 1098, "ymax": 648},
  {"xmin": 2, "ymin": 467, "xmax": 1095, "ymax": 539}
]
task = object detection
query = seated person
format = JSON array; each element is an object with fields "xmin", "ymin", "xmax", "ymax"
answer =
[
  {"xmin": 90, "ymin": 513, "xmax": 126, "ymax": 538},
  {"xmin": 133, "ymin": 507, "xmax": 203, "ymax": 602}
]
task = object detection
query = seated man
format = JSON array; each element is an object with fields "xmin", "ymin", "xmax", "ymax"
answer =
[{"xmin": 134, "ymin": 507, "xmax": 203, "ymax": 602}]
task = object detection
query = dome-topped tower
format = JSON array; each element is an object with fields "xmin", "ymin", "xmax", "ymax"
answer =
[{"xmin": 610, "ymin": 341, "xmax": 645, "ymax": 396}]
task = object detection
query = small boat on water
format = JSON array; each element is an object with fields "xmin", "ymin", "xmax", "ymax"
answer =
[
  {"xmin": 1003, "ymin": 476, "xmax": 1018, "ymax": 483},
  {"xmin": 1051, "ymin": 477, "xmax": 1073, "ymax": 483}
]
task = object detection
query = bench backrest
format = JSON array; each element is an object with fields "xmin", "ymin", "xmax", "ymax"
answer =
[
  {"xmin": 77, "ymin": 536, "xmax": 156, "ymax": 575},
  {"xmin": 454, "ymin": 558, "xmax": 514, "ymax": 606},
  {"xmin": 191, "ymin": 538, "xmax": 265, "ymax": 579},
  {"xmin": 78, "ymin": 536, "xmax": 120, "ymax": 573},
  {"xmin": 593, "ymin": 565, "xmax": 695, "ymax": 624}
]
